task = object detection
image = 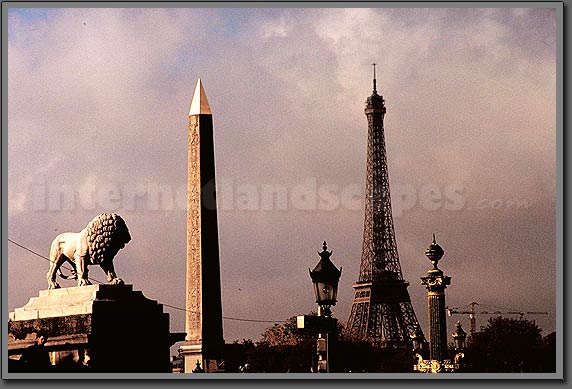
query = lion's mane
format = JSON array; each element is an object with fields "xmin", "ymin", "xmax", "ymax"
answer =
[{"xmin": 85, "ymin": 213, "xmax": 131, "ymax": 265}]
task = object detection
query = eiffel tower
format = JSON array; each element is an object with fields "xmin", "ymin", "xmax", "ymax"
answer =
[{"xmin": 346, "ymin": 64, "xmax": 425, "ymax": 347}]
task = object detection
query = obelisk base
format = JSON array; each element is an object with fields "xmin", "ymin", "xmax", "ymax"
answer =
[{"xmin": 179, "ymin": 342, "xmax": 223, "ymax": 373}]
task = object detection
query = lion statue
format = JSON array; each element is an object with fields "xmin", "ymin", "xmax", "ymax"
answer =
[{"xmin": 46, "ymin": 213, "xmax": 131, "ymax": 290}]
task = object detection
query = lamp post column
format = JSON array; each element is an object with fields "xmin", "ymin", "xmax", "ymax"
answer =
[
  {"xmin": 452, "ymin": 321, "xmax": 467, "ymax": 371},
  {"xmin": 316, "ymin": 306, "xmax": 331, "ymax": 373},
  {"xmin": 420, "ymin": 235, "xmax": 451, "ymax": 366},
  {"xmin": 308, "ymin": 241, "xmax": 341, "ymax": 373}
]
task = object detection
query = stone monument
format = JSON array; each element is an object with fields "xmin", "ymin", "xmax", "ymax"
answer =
[
  {"xmin": 178, "ymin": 79, "xmax": 225, "ymax": 373},
  {"xmin": 8, "ymin": 213, "xmax": 185, "ymax": 372},
  {"xmin": 9, "ymin": 284, "xmax": 184, "ymax": 372},
  {"xmin": 46, "ymin": 213, "xmax": 130, "ymax": 290}
]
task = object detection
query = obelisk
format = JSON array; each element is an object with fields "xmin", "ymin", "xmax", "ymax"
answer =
[{"xmin": 180, "ymin": 79, "xmax": 224, "ymax": 373}]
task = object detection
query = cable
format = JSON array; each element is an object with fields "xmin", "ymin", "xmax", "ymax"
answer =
[
  {"xmin": 8, "ymin": 238, "xmax": 285, "ymax": 324},
  {"xmin": 160, "ymin": 303, "xmax": 281, "ymax": 323},
  {"xmin": 223, "ymin": 317, "xmax": 283, "ymax": 323},
  {"xmin": 8, "ymin": 238, "xmax": 104, "ymax": 285}
]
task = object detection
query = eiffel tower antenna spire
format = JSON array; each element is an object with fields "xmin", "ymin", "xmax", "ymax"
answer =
[{"xmin": 372, "ymin": 63, "xmax": 377, "ymax": 93}]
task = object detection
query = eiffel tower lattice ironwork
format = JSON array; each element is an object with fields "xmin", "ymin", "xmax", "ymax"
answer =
[{"xmin": 346, "ymin": 64, "xmax": 426, "ymax": 347}]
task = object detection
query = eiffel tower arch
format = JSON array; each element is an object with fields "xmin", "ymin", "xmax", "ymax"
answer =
[{"xmin": 346, "ymin": 65, "xmax": 425, "ymax": 348}]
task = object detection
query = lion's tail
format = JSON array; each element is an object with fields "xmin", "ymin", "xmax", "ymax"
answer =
[
  {"xmin": 58, "ymin": 268, "xmax": 77, "ymax": 280},
  {"xmin": 49, "ymin": 237, "xmax": 78, "ymax": 280},
  {"xmin": 58, "ymin": 262, "xmax": 78, "ymax": 280}
]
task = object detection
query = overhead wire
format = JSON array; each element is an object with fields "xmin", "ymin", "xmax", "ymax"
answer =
[
  {"xmin": 7, "ymin": 238, "xmax": 285, "ymax": 324},
  {"xmin": 8, "ymin": 238, "xmax": 104, "ymax": 284}
]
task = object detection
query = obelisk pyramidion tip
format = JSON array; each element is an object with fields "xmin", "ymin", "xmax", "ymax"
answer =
[{"xmin": 189, "ymin": 78, "xmax": 212, "ymax": 115}]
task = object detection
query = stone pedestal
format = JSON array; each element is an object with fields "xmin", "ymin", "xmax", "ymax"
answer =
[{"xmin": 8, "ymin": 284, "xmax": 185, "ymax": 373}]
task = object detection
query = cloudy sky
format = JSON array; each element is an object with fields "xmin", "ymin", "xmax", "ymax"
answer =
[{"xmin": 7, "ymin": 7, "xmax": 557, "ymax": 345}]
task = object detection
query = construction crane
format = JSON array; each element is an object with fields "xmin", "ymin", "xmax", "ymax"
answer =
[{"xmin": 447, "ymin": 302, "xmax": 548, "ymax": 334}]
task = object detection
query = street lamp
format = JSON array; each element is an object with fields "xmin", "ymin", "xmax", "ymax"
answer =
[
  {"xmin": 306, "ymin": 241, "xmax": 341, "ymax": 372},
  {"xmin": 309, "ymin": 241, "xmax": 342, "ymax": 318},
  {"xmin": 451, "ymin": 321, "xmax": 467, "ymax": 371},
  {"xmin": 410, "ymin": 325, "xmax": 425, "ymax": 353},
  {"xmin": 452, "ymin": 321, "xmax": 467, "ymax": 352}
]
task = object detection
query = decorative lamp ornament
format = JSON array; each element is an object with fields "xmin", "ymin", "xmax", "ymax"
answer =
[
  {"xmin": 309, "ymin": 241, "xmax": 342, "ymax": 317},
  {"xmin": 425, "ymin": 234, "xmax": 445, "ymax": 270}
]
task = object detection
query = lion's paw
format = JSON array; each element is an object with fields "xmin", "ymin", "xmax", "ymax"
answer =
[
  {"xmin": 48, "ymin": 282, "xmax": 61, "ymax": 290},
  {"xmin": 110, "ymin": 278, "xmax": 124, "ymax": 285},
  {"xmin": 77, "ymin": 278, "xmax": 92, "ymax": 287}
]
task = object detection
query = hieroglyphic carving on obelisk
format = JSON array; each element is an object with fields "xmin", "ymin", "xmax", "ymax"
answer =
[{"xmin": 179, "ymin": 79, "xmax": 224, "ymax": 373}]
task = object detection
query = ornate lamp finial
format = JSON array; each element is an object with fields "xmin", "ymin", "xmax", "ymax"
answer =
[
  {"xmin": 425, "ymin": 234, "xmax": 444, "ymax": 269},
  {"xmin": 319, "ymin": 241, "xmax": 332, "ymax": 258}
]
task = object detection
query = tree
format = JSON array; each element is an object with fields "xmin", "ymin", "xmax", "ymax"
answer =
[
  {"xmin": 252, "ymin": 314, "xmax": 318, "ymax": 372},
  {"xmin": 464, "ymin": 316, "xmax": 554, "ymax": 372},
  {"xmin": 256, "ymin": 317, "xmax": 413, "ymax": 372},
  {"xmin": 221, "ymin": 339, "xmax": 255, "ymax": 372},
  {"xmin": 259, "ymin": 315, "xmax": 315, "ymax": 347},
  {"xmin": 334, "ymin": 328, "xmax": 414, "ymax": 373},
  {"xmin": 536, "ymin": 332, "xmax": 556, "ymax": 372},
  {"xmin": 219, "ymin": 315, "xmax": 319, "ymax": 372},
  {"xmin": 222, "ymin": 316, "xmax": 416, "ymax": 373}
]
